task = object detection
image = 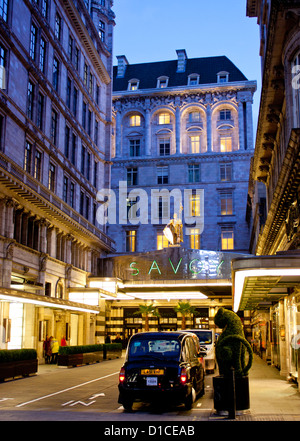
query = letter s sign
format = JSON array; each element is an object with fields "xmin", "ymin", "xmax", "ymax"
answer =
[{"xmin": 292, "ymin": 65, "xmax": 300, "ymax": 90}]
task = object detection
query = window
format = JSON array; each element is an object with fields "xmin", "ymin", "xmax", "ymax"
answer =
[
  {"xmin": 87, "ymin": 151, "xmax": 91, "ymax": 180},
  {"xmin": 157, "ymin": 232, "xmax": 169, "ymax": 250},
  {"xmin": 220, "ymin": 136, "xmax": 232, "ymax": 152},
  {"xmin": 189, "ymin": 228, "xmax": 201, "ymax": 249},
  {"xmin": 129, "ymin": 114, "xmax": 141, "ymax": 126},
  {"xmin": 55, "ymin": 13, "xmax": 61, "ymax": 40},
  {"xmin": 39, "ymin": 37, "xmax": 46, "ymax": 73},
  {"xmin": 65, "ymin": 126, "xmax": 70, "ymax": 158},
  {"xmin": 159, "ymin": 138, "xmax": 170, "ymax": 156},
  {"xmin": 51, "ymin": 109, "xmax": 58, "ymax": 144},
  {"xmin": 189, "ymin": 111, "xmax": 201, "ymax": 123},
  {"xmin": 80, "ymin": 191, "xmax": 84, "ymax": 215},
  {"xmin": 87, "ymin": 110, "xmax": 92, "ymax": 136},
  {"xmin": 89, "ymin": 73, "xmax": 93, "ymax": 95},
  {"xmin": 81, "ymin": 145, "xmax": 86, "ymax": 175},
  {"xmin": 189, "ymin": 193, "xmax": 201, "ymax": 217},
  {"xmin": 157, "ymin": 166, "xmax": 168, "ymax": 184},
  {"xmin": 0, "ymin": 43, "xmax": 6, "ymax": 89},
  {"xmin": 99, "ymin": 20, "xmax": 105, "ymax": 42},
  {"xmin": 220, "ymin": 163, "xmax": 232, "ymax": 181},
  {"xmin": 188, "ymin": 74, "xmax": 200, "ymax": 86},
  {"xmin": 27, "ymin": 80, "xmax": 34, "ymax": 119},
  {"xmin": 85, "ymin": 195, "xmax": 90, "ymax": 220},
  {"xmin": 129, "ymin": 139, "xmax": 140, "ymax": 157},
  {"xmin": 48, "ymin": 162, "xmax": 56, "ymax": 191},
  {"xmin": 30, "ymin": 23, "xmax": 37, "ymax": 60},
  {"xmin": 218, "ymin": 72, "xmax": 229, "ymax": 83},
  {"xmin": 41, "ymin": 0, "xmax": 48, "ymax": 18},
  {"xmin": 221, "ymin": 229, "xmax": 234, "ymax": 250},
  {"xmin": 34, "ymin": 150, "xmax": 42, "ymax": 181},
  {"xmin": 73, "ymin": 87, "xmax": 78, "ymax": 116},
  {"xmin": 68, "ymin": 35, "xmax": 73, "ymax": 60},
  {"xmin": 82, "ymin": 101, "xmax": 87, "ymax": 129},
  {"xmin": 126, "ymin": 230, "xmax": 136, "ymax": 252},
  {"xmin": 127, "ymin": 197, "xmax": 138, "ymax": 221},
  {"xmin": 157, "ymin": 76, "xmax": 168, "ymax": 88},
  {"xmin": 53, "ymin": 57, "xmax": 59, "ymax": 91},
  {"xmin": 0, "ymin": 0, "xmax": 8, "ymax": 21},
  {"xmin": 71, "ymin": 134, "xmax": 76, "ymax": 165},
  {"xmin": 66, "ymin": 77, "xmax": 71, "ymax": 108},
  {"xmin": 158, "ymin": 197, "xmax": 169, "ymax": 220},
  {"xmin": 94, "ymin": 161, "xmax": 97, "ymax": 187},
  {"xmin": 292, "ymin": 52, "xmax": 300, "ymax": 127},
  {"xmin": 74, "ymin": 47, "xmax": 79, "ymax": 71},
  {"xmin": 63, "ymin": 176, "xmax": 68, "ymax": 203},
  {"xmin": 24, "ymin": 141, "xmax": 32, "ymax": 173},
  {"xmin": 0, "ymin": 114, "xmax": 4, "ymax": 151},
  {"xmin": 190, "ymin": 135, "xmax": 200, "ymax": 153},
  {"xmin": 188, "ymin": 164, "xmax": 200, "ymax": 183},
  {"xmin": 70, "ymin": 182, "xmax": 75, "ymax": 208},
  {"xmin": 220, "ymin": 192, "xmax": 233, "ymax": 215},
  {"xmin": 158, "ymin": 112, "xmax": 170, "ymax": 124},
  {"xmin": 220, "ymin": 109, "xmax": 232, "ymax": 120},
  {"xmin": 128, "ymin": 79, "xmax": 139, "ymax": 91},
  {"xmin": 127, "ymin": 167, "xmax": 138, "ymax": 186},
  {"xmin": 84, "ymin": 63, "xmax": 88, "ymax": 86},
  {"xmin": 94, "ymin": 120, "xmax": 98, "ymax": 145}
]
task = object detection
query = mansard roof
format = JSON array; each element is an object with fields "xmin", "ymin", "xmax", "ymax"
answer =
[{"xmin": 113, "ymin": 55, "xmax": 248, "ymax": 92}]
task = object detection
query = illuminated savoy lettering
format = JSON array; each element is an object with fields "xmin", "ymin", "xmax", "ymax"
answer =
[{"xmin": 128, "ymin": 258, "xmax": 225, "ymax": 277}]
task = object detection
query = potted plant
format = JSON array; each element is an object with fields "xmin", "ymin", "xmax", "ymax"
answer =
[
  {"xmin": 213, "ymin": 307, "xmax": 253, "ymax": 415},
  {"xmin": 174, "ymin": 301, "xmax": 197, "ymax": 330},
  {"xmin": 0, "ymin": 349, "xmax": 38, "ymax": 381},
  {"xmin": 57, "ymin": 344, "xmax": 104, "ymax": 367},
  {"xmin": 134, "ymin": 304, "xmax": 160, "ymax": 332}
]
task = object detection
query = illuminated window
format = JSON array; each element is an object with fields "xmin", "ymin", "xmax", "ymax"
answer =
[
  {"xmin": 126, "ymin": 230, "xmax": 136, "ymax": 252},
  {"xmin": 189, "ymin": 194, "xmax": 201, "ymax": 217},
  {"xmin": 220, "ymin": 136, "xmax": 232, "ymax": 152},
  {"xmin": 129, "ymin": 114, "xmax": 141, "ymax": 126},
  {"xmin": 220, "ymin": 192, "xmax": 233, "ymax": 215},
  {"xmin": 157, "ymin": 76, "xmax": 169, "ymax": 88},
  {"xmin": 157, "ymin": 232, "xmax": 169, "ymax": 250},
  {"xmin": 190, "ymin": 135, "xmax": 200, "ymax": 153},
  {"xmin": 128, "ymin": 79, "xmax": 139, "ymax": 91},
  {"xmin": 221, "ymin": 230, "xmax": 234, "ymax": 250},
  {"xmin": 189, "ymin": 228, "xmax": 201, "ymax": 249},
  {"xmin": 158, "ymin": 112, "xmax": 170, "ymax": 124},
  {"xmin": 7, "ymin": 303, "xmax": 23, "ymax": 350}
]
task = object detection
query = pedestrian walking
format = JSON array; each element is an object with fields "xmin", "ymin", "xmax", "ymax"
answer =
[
  {"xmin": 43, "ymin": 335, "xmax": 51, "ymax": 364},
  {"xmin": 50, "ymin": 336, "xmax": 59, "ymax": 364}
]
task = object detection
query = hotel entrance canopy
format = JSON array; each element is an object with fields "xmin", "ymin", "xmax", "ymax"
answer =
[
  {"xmin": 232, "ymin": 253, "xmax": 300, "ymax": 312},
  {"xmin": 97, "ymin": 248, "xmax": 250, "ymax": 302}
]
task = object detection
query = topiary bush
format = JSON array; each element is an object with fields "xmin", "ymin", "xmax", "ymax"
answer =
[{"xmin": 214, "ymin": 307, "xmax": 253, "ymax": 377}]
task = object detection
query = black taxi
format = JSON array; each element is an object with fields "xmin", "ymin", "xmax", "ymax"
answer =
[{"xmin": 118, "ymin": 331, "xmax": 205, "ymax": 411}]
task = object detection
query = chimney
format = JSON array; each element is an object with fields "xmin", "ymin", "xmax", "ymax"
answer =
[
  {"xmin": 176, "ymin": 49, "xmax": 187, "ymax": 73},
  {"xmin": 116, "ymin": 55, "xmax": 129, "ymax": 78}
]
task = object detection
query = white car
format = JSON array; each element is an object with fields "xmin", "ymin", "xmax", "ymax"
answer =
[{"xmin": 185, "ymin": 329, "xmax": 216, "ymax": 373}]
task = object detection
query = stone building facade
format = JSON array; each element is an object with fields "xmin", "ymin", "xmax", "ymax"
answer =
[
  {"xmin": 233, "ymin": 0, "xmax": 300, "ymax": 386},
  {"xmin": 0, "ymin": 0, "xmax": 115, "ymax": 359},
  {"xmin": 109, "ymin": 51, "xmax": 257, "ymax": 253}
]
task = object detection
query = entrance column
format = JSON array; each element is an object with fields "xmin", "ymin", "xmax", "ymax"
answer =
[{"xmin": 279, "ymin": 299, "xmax": 288, "ymax": 377}]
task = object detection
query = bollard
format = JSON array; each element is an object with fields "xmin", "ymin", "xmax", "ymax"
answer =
[{"xmin": 228, "ymin": 368, "xmax": 236, "ymax": 419}]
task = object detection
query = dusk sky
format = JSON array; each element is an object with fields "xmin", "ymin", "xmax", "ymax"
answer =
[{"xmin": 112, "ymin": 0, "xmax": 261, "ymax": 135}]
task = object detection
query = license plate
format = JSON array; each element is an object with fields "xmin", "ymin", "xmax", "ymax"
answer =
[
  {"xmin": 141, "ymin": 369, "xmax": 164, "ymax": 375},
  {"xmin": 146, "ymin": 377, "xmax": 158, "ymax": 386}
]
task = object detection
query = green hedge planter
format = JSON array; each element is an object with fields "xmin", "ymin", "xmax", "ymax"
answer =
[
  {"xmin": 57, "ymin": 343, "xmax": 122, "ymax": 367},
  {"xmin": 0, "ymin": 349, "xmax": 38, "ymax": 382}
]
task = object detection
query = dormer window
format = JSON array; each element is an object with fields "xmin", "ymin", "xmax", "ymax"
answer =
[
  {"xmin": 157, "ymin": 76, "xmax": 169, "ymax": 89},
  {"xmin": 217, "ymin": 71, "xmax": 229, "ymax": 83},
  {"xmin": 128, "ymin": 79, "xmax": 139, "ymax": 91},
  {"xmin": 188, "ymin": 73, "xmax": 200, "ymax": 86}
]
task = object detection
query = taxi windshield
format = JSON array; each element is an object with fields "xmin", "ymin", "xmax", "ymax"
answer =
[
  {"xmin": 195, "ymin": 331, "xmax": 212, "ymax": 344},
  {"xmin": 128, "ymin": 338, "xmax": 180, "ymax": 360}
]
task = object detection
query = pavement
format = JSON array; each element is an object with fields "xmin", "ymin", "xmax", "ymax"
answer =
[{"xmin": 36, "ymin": 354, "xmax": 300, "ymax": 421}]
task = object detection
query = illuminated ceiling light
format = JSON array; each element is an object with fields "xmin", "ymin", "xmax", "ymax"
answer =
[
  {"xmin": 0, "ymin": 294, "xmax": 100, "ymax": 314},
  {"xmin": 233, "ymin": 268, "xmax": 300, "ymax": 312},
  {"xmin": 130, "ymin": 292, "xmax": 208, "ymax": 300},
  {"xmin": 124, "ymin": 282, "xmax": 231, "ymax": 288}
]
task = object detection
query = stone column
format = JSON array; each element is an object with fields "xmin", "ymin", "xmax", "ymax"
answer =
[
  {"xmin": 145, "ymin": 108, "xmax": 151, "ymax": 156},
  {"xmin": 206, "ymin": 105, "xmax": 212, "ymax": 152},
  {"xmin": 65, "ymin": 234, "xmax": 73, "ymax": 265},
  {"xmin": 115, "ymin": 104, "xmax": 122, "ymax": 158},
  {"xmin": 246, "ymin": 99, "xmax": 254, "ymax": 150},
  {"xmin": 175, "ymin": 105, "xmax": 181, "ymax": 154},
  {"xmin": 39, "ymin": 219, "xmax": 49, "ymax": 254},
  {"xmin": 238, "ymin": 101, "xmax": 245, "ymax": 150},
  {"xmin": 4, "ymin": 198, "xmax": 15, "ymax": 239},
  {"xmin": 2, "ymin": 239, "xmax": 14, "ymax": 288}
]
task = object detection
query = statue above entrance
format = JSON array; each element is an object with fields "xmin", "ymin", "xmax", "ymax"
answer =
[{"xmin": 163, "ymin": 212, "xmax": 183, "ymax": 246}]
